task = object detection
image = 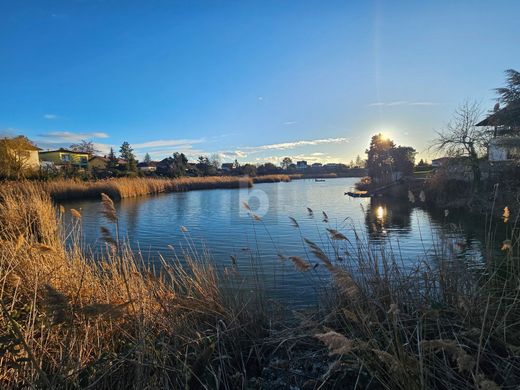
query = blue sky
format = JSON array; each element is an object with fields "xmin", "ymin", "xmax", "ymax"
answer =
[{"xmin": 1, "ymin": 0, "xmax": 519, "ymax": 163}]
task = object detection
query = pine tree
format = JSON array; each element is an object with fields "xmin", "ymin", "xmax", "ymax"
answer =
[
  {"xmin": 119, "ymin": 142, "xmax": 137, "ymax": 173},
  {"xmin": 107, "ymin": 147, "xmax": 118, "ymax": 170}
]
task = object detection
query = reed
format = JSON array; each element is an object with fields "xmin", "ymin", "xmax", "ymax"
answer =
[
  {"xmin": 26, "ymin": 176, "xmax": 254, "ymax": 201},
  {"xmin": 252, "ymin": 174, "xmax": 291, "ymax": 183},
  {"xmin": 285, "ymin": 208, "xmax": 520, "ymax": 389},
  {"xmin": 0, "ymin": 183, "xmax": 267, "ymax": 389},
  {"xmin": 1, "ymin": 182, "xmax": 518, "ymax": 388}
]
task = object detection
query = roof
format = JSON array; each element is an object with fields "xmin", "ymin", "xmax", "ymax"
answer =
[
  {"xmin": 39, "ymin": 148, "xmax": 89, "ymax": 155},
  {"xmin": 137, "ymin": 161, "xmax": 157, "ymax": 167},
  {"xmin": 89, "ymin": 156, "xmax": 127, "ymax": 164},
  {"xmin": 1, "ymin": 136, "xmax": 41, "ymax": 151},
  {"xmin": 476, "ymin": 102, "xmax": 520, "ymax": 127}
]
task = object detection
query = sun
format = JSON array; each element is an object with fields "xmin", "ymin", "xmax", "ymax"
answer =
[{"xmin": 379, "ymin": 131, "xmax": 390, "ymax": 141}]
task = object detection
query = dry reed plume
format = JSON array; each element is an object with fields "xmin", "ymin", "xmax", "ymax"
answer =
[
  {"xmin": 0, "ymin": 183, "xmax": 267, "ymax": 389},
  {"xmin": 25, "ymin": 176, "xmax": 257, "ymax": 201}
]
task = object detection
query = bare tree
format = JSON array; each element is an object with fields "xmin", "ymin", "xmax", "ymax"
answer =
[
  {"xmin": 209, "ymin": 153, "xmax": 221, "ymax": 170},
  {"xmin": 432, "ymin": 100, "xmax": 490, "ymax": 186},
  {"xmin": 70, "ymin": 139, "xmax": 98, "ymax": 156}
]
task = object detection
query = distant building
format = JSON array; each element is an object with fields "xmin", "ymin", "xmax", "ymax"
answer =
[
  {"xmin": 431, "ymin": 157, "xmax": 451, "ymax": 168},
  {"xmin": 477, "ymin": 102, "xmax": 520, "ymax": 161},
  {"xmin": 221, "ymin": 163, "xmax": 234, "ymax": 172},
  {"xmin": 324, "ymin": 163, "xmax": 339, "ymax": 169},
  {"xmin": 0, "ymin": 136, "xmax": 40, "ymax": 168},
  {"xmin": 296, "ymin": 160, "xmax": 308, "ymax": 170},
  {"xmin": 311, "ymin": 162, "xmax": 322, "ymax": 168},
  {"xmin": 0, "ymin": 136, "xmax": 40, "ymax": 177},
  {"xmin": 89, "ymin": 156, "xmax": 127, "ymax": 171},
  {"xmin": 137, "ymin": 161, "xmax": 157, "ymax": 172},
  {"xmin": 39, "ymin": 148, "xmax": 89, "ymax": 169}
]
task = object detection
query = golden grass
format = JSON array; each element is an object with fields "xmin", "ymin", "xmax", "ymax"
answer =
[
  {"xmin": 30, "ymin": 176, "xmax": 254, "ymax": 201},
  {"xmin": 1, "ymin": 182, "xmax": 519, "ymax": 388},
  {"xmin": 252, "ymin": 174, "xmax": 291, "ymax": 183},
  {"xmin": 0, "ymin": 183, "xmax": 266, "ymax": 388},
  {"xmin": 7, "ymin": 175, "xmax": 295, "ymax": 201}
]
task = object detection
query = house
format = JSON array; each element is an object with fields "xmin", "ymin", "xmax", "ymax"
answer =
[
  {"xmin": 137, "ymin": 161, "xmax": 157, "ymax": 172},
  {"xmin": 324, "ymin": 163, "xmax": 339, "ymax": 169},
  {"xmin": 477, "ymin": 102, "xmax": 520, "ymax": 161},
  {"xmin": 39, "ymin": 148, "xmax": 89, "ymax": 169},
  {"xmin": 311, "ymin": 163, "xmax": 322, "ymax": 168},
  {"xmin": 296, "ymin": 160, "xmax": 308, "ymax": 170},
  {"xmin": 89, "ymin": 156, "xmax": 127, "ymax": 171},
  {"xmin": 0, "ymin": 136, "xmax": 40, "ymax": 177},
  {"xmin": 221, "ymin": 163, "xmax": 235, "ymax": 172},
  {"xmin": 431, "ymin": 157, "xmax": 451, "ymax": 168}
]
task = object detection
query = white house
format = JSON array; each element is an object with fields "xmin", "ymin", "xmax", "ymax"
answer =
[{"xmin": 477, "ymin": 102, "xmax": 520, "ymax": 162}]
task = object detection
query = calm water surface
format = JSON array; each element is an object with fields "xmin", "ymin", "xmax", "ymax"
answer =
[{"xmin": 64, "ymin": 178, "xmax": 488, "ymax": 306}]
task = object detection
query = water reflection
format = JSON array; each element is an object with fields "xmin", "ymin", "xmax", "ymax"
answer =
[
  {"xmin": 62, "ymin": 178, "xmax": 492, "ymax": 306},
  {"xmin": 365, "ymin": 197, "xmax": 413, "ymax": 239}
]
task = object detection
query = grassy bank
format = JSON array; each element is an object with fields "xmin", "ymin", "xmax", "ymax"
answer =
[
  {"xmin": 0, "ymin": 183, "xmax": 518, "ymax": 388},
  {"xmin": 0, "ymin": 183, "xmax": 267, "ymax": 389},
  {"xmin": 32, "ymin": 176, "xmax": 255, "ymax": 201},
  {"xmin": 7, "ymin": 175, "xmax": 294, "ymax": 202}
]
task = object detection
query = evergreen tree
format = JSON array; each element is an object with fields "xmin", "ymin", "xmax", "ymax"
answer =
[
  {"xmin": 107, "ymin": 147, "xmax": 118, "ymax": 170},
  {"xmin": 119, "ymin": 142, "xmax": 137, "ymax": 173},
  {"xmin": 144, "ymin": 153, "xmax": 151, "ymax": 164}
]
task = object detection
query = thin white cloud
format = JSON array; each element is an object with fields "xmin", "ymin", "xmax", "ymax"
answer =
[
  {"xmin": 242, "ymin": 137, "xmax": 349, "ymax": 153},
  {"xmin": 132, "ymin": 138, "xmax": 204, "ymax": 149},
  {"xmin": 43, "ymin": 114, "xmax": 60, "ymax": 120},
  {"xmin": 219, "ymin": 150, "xmax": 248, "ymax": 158},
  {"xmin": 283, "ymin": 121, "xmax": 297, "ymax": 125},
  {"xmin": 368, "ymin": 101, "xmax": 439, "ymax": 107},
  {"xmin": 38, "ymin": 131, "xmax": 109, "ymax": 141}
]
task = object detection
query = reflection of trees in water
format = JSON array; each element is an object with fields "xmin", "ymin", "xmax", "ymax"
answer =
[
  {"xmin": 120, "ymin": 198, "xmax": 141, "ymax": 237},
  {"xmin": 365, "ymin": 197, "xmax": 413, "ymax": 239}
]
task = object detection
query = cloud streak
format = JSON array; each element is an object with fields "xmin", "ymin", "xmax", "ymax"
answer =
[
  {"xmin": 242, "ymin": 137, "xmax": 349, "ymax": 152},
  {"xmin": 38, "ymin": 131, "xmax": 109, "ymax": 142},
  {"xmin": 368, "ymin": 101, "xmax": 439, "ymax": 107},
  {"xmin": 43, "ymin": 114, "xmax": 60, "ymax": 120},
  {"xmin": 132, "ymin": 138, "xmax": 205, "ymax": 149}
]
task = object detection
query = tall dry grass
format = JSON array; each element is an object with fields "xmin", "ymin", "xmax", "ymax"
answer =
[
  {"xmin": 30, "ymin": 176, "xmax": 254, "ymax": 201},
  {"xmin": 2, "ymin": 181, "xmax": 519, "ymax": 388},
  {"xmin": 0, "ymin": 183, "xmax": 267, "ymax": 389},
  {"xmin": 283, "ymin": 206, "xmax": 520, "ymax": 389},
  {"xmin": 252, "ymin": 174, "xmax": 291, "ymax": 183}
]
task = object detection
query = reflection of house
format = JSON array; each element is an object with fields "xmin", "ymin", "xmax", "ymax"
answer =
[
  {"xmin": 296, "ymin": 160, "xmax": 308, "ymax": 170},
  {"xmin": 39, "ymin": 149, "xmax": 89, "ymax": 169},
  {"xmin": 89, "ymin": 156, "xmax": 127, "ymax": 171},
  {"xmin": 477, "ymin": 102, "xmax": 520, "ymax": 161},
  {"xmin": 0, "ymin": 136, "xmax": 41, "ymax": 169}
]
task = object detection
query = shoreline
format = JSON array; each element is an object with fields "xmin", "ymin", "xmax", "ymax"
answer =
[{"xmin": 5, "ymin": 175, "xmax": 359, "ymax": 203}]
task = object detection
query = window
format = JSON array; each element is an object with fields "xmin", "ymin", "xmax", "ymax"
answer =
[
  {"xmin": 80, "ymin": 156, "xmax": 88, "ymax": 165},
  {"xmin": 61, "ymin": 154, "xmax": 71, "ymax": 162}
]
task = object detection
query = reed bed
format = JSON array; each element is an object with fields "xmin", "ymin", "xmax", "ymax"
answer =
[
  {"xmin": 0, "ymin": 183, "xmax": 267, "ymax": 389},
  {"xmin": 281, "ymin": 206, "xmax": 520, "ymax": 389},
  {"xmin": 29, "ymin": 176, "xmax": 254, "ymax": 201},
  {"xmin": 1, "ymin": 182, "xmax": 519, "ymax": 388},
  {"xmin": 252, "ymin": 174, "xmax": 291, "ymax": 183}
]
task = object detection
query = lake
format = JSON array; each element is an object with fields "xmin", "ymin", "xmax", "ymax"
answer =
[{"xmin": 63, "ymin": 177, "xmax": 489, "ymax": 306}]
